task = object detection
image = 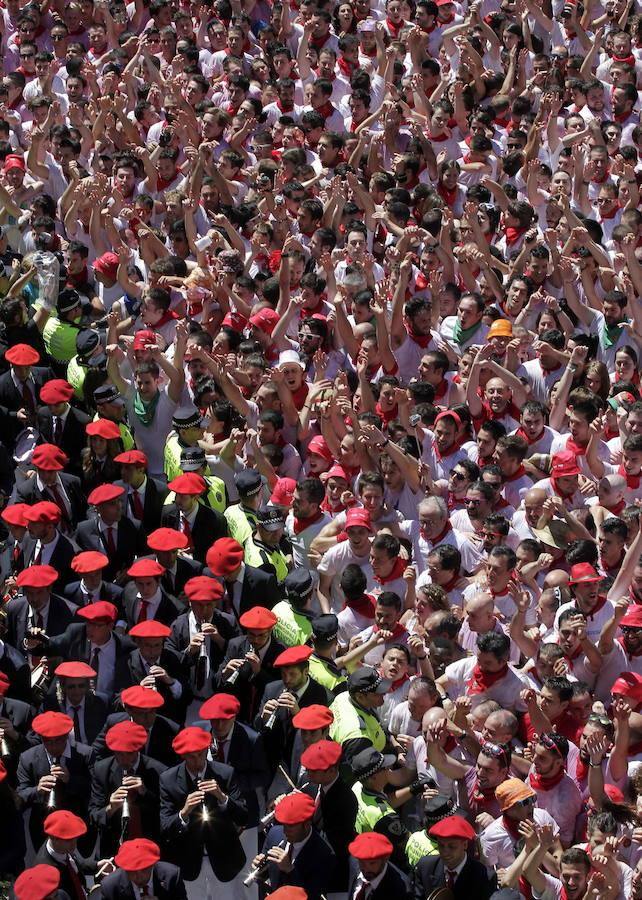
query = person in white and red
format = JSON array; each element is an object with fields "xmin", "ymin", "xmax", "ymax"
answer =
[{"xmin": 526, "ymin": 732, "xmax": 584, "ymax": 848}]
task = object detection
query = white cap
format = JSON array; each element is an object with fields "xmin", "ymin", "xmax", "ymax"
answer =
[{"xmin": 278, "ymin": 350, "xmax": 305, "ymax": 369}]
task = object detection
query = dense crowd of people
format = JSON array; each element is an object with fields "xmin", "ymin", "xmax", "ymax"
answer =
[{"xmin": 2, "ymin": 0, "xmax": 642, "ymax": 897}]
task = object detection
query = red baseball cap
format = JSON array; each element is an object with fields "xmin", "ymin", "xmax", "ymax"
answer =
[
  {"xmin": 86, "ymin": 419, "xmax": 121, "ymax": 440},
  {"xmin": 94, "ymin": 251, "xmax": 119, "ymax": 280},
  {"xmin": 274, "ymin": 793, "xmax": 315, "ymax": 825},
  {"xmin": 172, "ymin": 726, "xmax": 212, "ymax": 755},
  {"xmin": 13, "ymin": 864, "xmax": 60, "ymax": 900},
  {"xmin": 551, "ymin": 450, "xmax": 581, "ymax": 478},
  {"xmin": 24, "ymin": 501, "xmax": 61, "ymax": 525},
  {"xmin": 71, "ymin": 551, "xmax": 109, "ymax": 574},
  {"xmin": 114, "ymin": 450, "xmax": 148, "ymax": 467},
  {"xmin": 77, "ymin": 601, "xmax": 118, "ymax": 624},
  {"xmin": 206, "ymin": 537, "xmax": 244, "ymax": 576},
  {"xmin": 348, "ymin": 832, "xmax": 394, "ymax": 860},
  {"xmin": 129, "ymin": 620, "xmax": 171, "ymax": 639},
  {"xmin": 115, "ymin": 839, "xmax": 161, "ymax": 872},
  {"xmin": 300, "ymin": 739, "xmax": 342, "ymax": 771},
  {"xmin": 274, "ymin": 646, "xmax": 313, "ymax": 667},
  {"xmin": 324, "ymin": 465, "xmax": 350, "ymax": 482},
  {"xmin": 106, "ymin": 720, "xmax": 148, "ymax": 753},
  {"xmin": 184, "ymin": 576, "xmax": 224, "ymax": 603},
  {"xmin": 16, "ymin": 565, "xmax": 58, "ymax": 589},
  {"xmin": 428, "ymin": 814, "xmax": 476, "ymax": 841},
  {"xmin": 32, "ymin": 711, "xmax": 74, "ymax": 739},
  {"xmin": 612, "ymin": 671, "xmax": 642, "ymax": 704},
  {"xmin": 621, "ymin": 606, "xmax": 642, "ymax": 628},
  {"xmin": 307, "ymin": 436, "xmax": 333, "ymax": 462},
  {"xmin": 54, "ymin": 662, "xmax": 96, "ymax": 679},
  {"xmin": 44, "ymin": 811, "xmax": 87, "ymax": 840},
  {"xmin": 269, "ymin": 477, "xmax": 297, "ymax": 508},
  {"xmin": 249, "ymin": 307, "xmax": 279, "ymax": 335},
  {"xmin": 568, "ymin": 563, "xmax": 601, "ymax": 584},
  {"xmin": 168, "ymin": 473, "xmax": 207, "ymax": 495},
  {"xmin": 1, "ymin": 502, "xmax": 31, "ymax": 527},
  {"xmin": 199, "ymin": 693, "xmax": 241, "ymax": 720},
  {"xmin": 132, "ymin": 329, "xmax": 156, "ymax": 351},
  {"xmin": 39, "ymin": 379, "xmax": 74, "ymax": 405},
  {"xmin": 5, "ymin": 343, "xmax": 40, "ymax": 366},
  {"xmin": 292, "ymin": 705, "xmax": 334, "ymax": 730},
  {"xmin": 88, "ymin": 483, "xmax": 125, "ymax": 506},
  {"xmin": 32, "ymin": 444, "xmax": 67, "ymax": 471},
  {"xmin": 121, "ymin": 685, "xmax": 165, "ymax": 709},
  {"xmin": 147, "ymin": 527, "xmax": 189, "ymax": 552},
  {"xmin": 239, "ymin": 607, "xmax": 278, "ymax": 630},
  {"xmin": 345, "ymin": 508, "xmax": 372, "ymax": 531},
  {"xmin": 127, "ymin": 559, "xmax": 165, "ymax": 579}
]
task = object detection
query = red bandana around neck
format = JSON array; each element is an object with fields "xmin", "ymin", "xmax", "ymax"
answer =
[
  {"xmin": 575, "ymin": 756, "xmax": 590, "ymax": 783},
  {"xmin": 421, "ymin": 520, "xmax": 452, "ymax": 546},
  {"xmin": 529, "ymin": 768, "xmax": 565, "ymax": 791},
  {"xmin": 618, "ymin": 464, "xmax": 641, "ymax": 489},
  {"xmin": 515, "ymin": 426, "xmax": 544, "ymax": 446},
  {"xmin": 565, "ymin": 436, "xmax": 588, "ymax": 457},
  {"xmin": 374, "ymin": 621, "xmax": 407, "ymax": 641},
  {"xmin": 504, "ymin": 226, "xmax": 526, "ymax": 246},
  {"xmin": 345, "ymin": 593, "xmax": 376, "ymax": 619},
  {"xmin": 385, "ymin": 16, "xmax": 405, "ymax": 36},
  {"xmin": 374, "ymin": 556, "xmax": 406, "ymax": 585},
  {"xmin": 292, "ymin": 510, "xmax": 325, "ymax": 535},
  {"xmin": 466, "ymin": 662, "xmax": 509, "ymax": 695}
]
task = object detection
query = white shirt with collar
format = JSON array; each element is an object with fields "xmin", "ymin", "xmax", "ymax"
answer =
[
  {"xmin": 33, "ymin": 532, "xmax": 60, "ymax": 566},
  {"xmin": 287, "ymin": 825, "xmax": 313, "ymax": 864},
  {"xmin": 52, "ymin": 405, "xmax": 71, "ymax": 435},
  {"xmin": 136, "ymin": 588, "xmax": 162, "ymax": 622},
  {"xmin": 45, "ymin": 737, "xmax": 72, "ymax": 766},
  {"xmin": 353, "ymin": 863, "xmax": 388, "ymax": 898},
  {"xmin": 99, "ymin": 519, "xmax": 119, "ymax": 543},
  {"xmin": 28, "ymin": 600, "xmax": 50, "ymax": 632},
  {"xmin": 80, "ymin": 579, "xmax": 103, "ymax": 605}
]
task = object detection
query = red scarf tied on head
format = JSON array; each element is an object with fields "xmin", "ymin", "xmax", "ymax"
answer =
[{"xmin": 466, "ymin": 663, "xmax": 508, "ymax": 695}]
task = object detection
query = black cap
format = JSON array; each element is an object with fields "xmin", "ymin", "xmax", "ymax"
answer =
[
  {"xmin": 172, "ymin": 406, "xmax": 203, "ymax": 430},
  {"xmin": 57, "ymin": 288, "xmax": 81, "ymax": 314},
  {"xmin": 350, "ymin": 747, "xmax": 396, "ymax": 780},
  {"xmin": 312, "ymin": 614, "xmax": 338, "ymax": 642},
  {"xmin": 76, "ymin": 329, "xmax": 106, "ymax": 367},
  {"xmin": 257, "ymin": 506, "xmax": 286, "ymax": 531},
  {"xmin": 424, "ymin": 794, "xmax": 455, "ymax": 825},
  {"xmin": 180, "ymin": 447, "xmax": 206, "ymax": 472},
  {"xmin": 347, "ymin": 666, "xmax": 391, "ymax": 696},
  {"xmin": 235, "ymin": 468, "xmax": 263, "ymax": 497},
  {"xmin": 284, "ymin": 568, "xmax": 314, "ymax": 603},
  {"xmin": 94, "ymin": 384, "xmax": 123, "ymax": 405}
]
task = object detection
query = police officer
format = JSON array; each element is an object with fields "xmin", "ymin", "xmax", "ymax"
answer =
[
  {"xmin": 329, "ymin": 667, "xmax": 389, "ymax": 759},
  {"xmin": 350, "ymin": 748, "xmax": 409, "ymax": 868},
  {"xmin": 179, "ymin": 447, "xmax": 227, "ymax": 514},
  {"xmin": 164, "ymin": 407, "xmax": 206, "ymax": 483},
  {"xmin": 271, "ymin": 570, "xmax": 316, "ymax": 648},
  {"xmin": 94, "ymin": 385, "xmax": 135, "ymax": 450},
  {"xmin": 66, "ymin": 329, "xmax": 106, "ymax": 408},
  {"xmin": 244, "ymin": 508, "xmax": 290, "ymax": 583},
  {"xmin": 308, "ymin": 615, "xmax": 347, "ymax": 695},
  {"xmin": 224, "ymin": 470, "xmax": 264, "ymax": 547}
]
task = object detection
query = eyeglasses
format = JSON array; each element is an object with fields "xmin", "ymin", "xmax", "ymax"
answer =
[
  {"xmin": 481, "ymin": 741, "xmax": 510, "ymax": 766},
  {"xmin": 464, "ymin": 498, "xmax": 482, "ymax": 505},
  {"xmin": 52, "ymin": 34, "xmax": 66, "ymax": 40},
  {"xmin": 588, "ymin": 713, "xmax": 612, "ymax": 728},
  {"xmin": 621, "ymin": 626, "xmax": 642, "ymax": 635},
  {"xmin": 540, "ymin": 732, "xmax": 564, "ymax": 759},
  {"xmin": 451, "ymin": 471, "xmax": 466, "ymax": 481}
]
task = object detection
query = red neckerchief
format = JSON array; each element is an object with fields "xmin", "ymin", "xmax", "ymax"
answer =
[
  {"xmin": 374, "ymin": 621, "xmax": 407, "ymax": 641},
  {"xmin": 470, "ymin": 778, "xmax": 498, "ymax": 807},
  {"xmin": 316, "ymin": 100, "xmax": 335, "ymax": 120},
  {"xmin": 309, "ymin": 32, "xmax": 329, "ymax": 50},
  {"xmin": 421, "ymin": 520, "xmax": 452, "ymax": 546},
  {"xmin": 618, "ymin": 464, "xmax": 641, "ymax": 489},
  {"xmin": 563, "ymin": 641, "xmax": 584, "ymax": 664},
  {"xmin": 602, "ymin": 551, "xmax": 625, "ymax": 575},
  {"xmin": 414, "ymin": 272, "xmax": 429, "ymax": 291},
  {"xmin": 385, "ymin": 16, "xmax": 405, "ymax": 36},
  {"xmin": 613, "ymin": 53, "xmax": 636, "ymax": 65},
  {"xmin": 430, "ymin": 131, "xmax": 450, "ymax": 142},
  {"xmin": 375, "ymin": 400, "xmax": 398, "ymax": 426},
  {"xmin": 582, "ymin": 594, "xmax": 608, "ymax": 621},
  {"xmin": 337, "ymin": 56, "xmax": 357, "ymax": 77},
  {"xmin": 292, "ymin": 509, "xmax": 325, "ymax": 535},
  {"xmin": 444, "ymin": 734, "xmax": 457, "ymax": 753},
  {"xmin": 405, "ymin": 324, "xmax": 432, "ymax": 348},
  {"xmin": 437, "ymin": 183, "xmax": 457, "ymax": 207},
  {"xmin": 502, "ymin": 814, "xmax": 522, "ymax": 841},
  {"xmin": 433, "ymin": 436, "xmax": 465, "ymax": 463},
  {"xmin": 551, "ymin": 477, "xmax": 575, "ymax": 499},
  {"xmin": 575, "ymin": 756, "xmax": 590, "ymax": 783},
  {"xmin": 566, "ymin": 436, "xmax": 588, "ymax": 457},
  {"xmin": 515, "ymin": 426, "xmax": 544, "ymax": 446},
  {"xmin": 599, "ymin": 205, "xmax": 619, "ymax": 221},
  {"xmin": 320, "ymin": 495, "xmax": 347, "ymax": 514},
  {"xmin": 505, "ymin": 465, "xmax": 526, "ymax": 482},
  {"xmin": 387, "ymin": 671, "xmax": 411, "ymax": 691},
  {"xmin": 529, "ymin": 768, "xmax": 565, "ymax": 791},
  {"xmin": 290, "ymin": 381, "xmax": 309, "ymax": 411},
  {"xmin": 434, "ymin": 378, "xmax": 448, "ymax": 401},
  {"xmin": 66, "ymin": 265, "xmax": 89, "ymax": 290},
  {"xmin": 344, "ymin": 592, "xmax": 376, "ymax": 618},
  {"xmin": 591, "ymin": 170, "xmax": 609, "ymax": 184},
  {"xmin": 374, "ymin": 556, "xmax": 406, "ymax": 585},
  {"xmin": 157, "ymin": 172, "xmax": 178, "ymax": 191},
  {"xmin": 504, "ymin": 226, "xmax": 526, "ymax": 246},
  {"xmin": 155, "ymin": 308, "xmax": 179, "ymax": 328},
  {"xmin": 466, "ymin": 662, "xmax": 509, "ymax": 695},
  {"xmin": 277, "ymin": 99, "xmax": 294, "ymax": 113}
]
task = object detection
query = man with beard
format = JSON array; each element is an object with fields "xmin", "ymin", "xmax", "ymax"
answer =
[
  {"xmin": 555, "ymin": 563, "xmax": 614, "ymax": 644},
  {"xmin": 466, "ymin": 345, "xmax": 527, "ymax": 433},
  {"xmin": 523, "ymin": 832, "xmax": 607, "ymax": 900},
  {"xmin": 527, "ymin": 733, "xmax": 583, "ymax": 848},
  {"xmin": 398, "ymin": 495, "xmax": 482, "ymax": 577},
  {"xmin": 595, "ymin": 602, "xmax": 642, "ymax": 701}
]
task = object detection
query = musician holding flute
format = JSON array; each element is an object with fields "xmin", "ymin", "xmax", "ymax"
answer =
[
  {"xmin": 33, "ymin": 810, "xmax": 94, "ymax": 900},
  {"xmin": 99, "ymin": 838, "xmax": 188, "ymax": 900}
]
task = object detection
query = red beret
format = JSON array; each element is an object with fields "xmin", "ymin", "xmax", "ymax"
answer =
[
  {"xmin": 292, "ymin": 705, "xmax": 334, "ymax": 730},
  {"xmin": 147, "ymin": 527, "xmax": 189, "ymax": 552},
  {"xmin": 77, "ymin": 601, "xmax": 118, "ymax": 624},
  {"xmin": 206, "ymin": 537, "xmax": 245, "ymax": 576},
  {"xmin": 121, "ymin": 685, "xmax": 164, "ymax": 709},
  {"xmin": 32, "ymin": 711, "xmax": 73, "ymax": 739},
  {"xmin": 266, "ymin": 890, "xmax": 308, "ymax": 900},
  {"xmin": 239, "ymin": 607, "xmax": 278, "ymax": 630},
  {"xmin": 88, "ymin": 483, "xmax": 125, "ymax": 506},
  {"xmin": 16, "ymin": 565, "xmax": 58, "ymax": 589},
  {"xmin": 184, "ymin": 576, "xmax": 224, "ymax": 603},
  {"xmin": 428, "ymin": 814, "xmax": 476, "ymax": 841},
  {"xmin": 0, "ymin": 760, "xmax": 5, "ymax": 782},
  {"xmin": 115, "ymin": 839, "xmax": 161, "ymax": 872},
  {"xmin": 569, "ymin": 563, "xmax": 601, "ymax": 584},
  {"xmin": 129, "ymin": 620, "xmax": 171, "ymax": 639},
  {"xmin": 274, "ymin": 793, "xmax": 316, "ymax": 825},
  {"xmin": 14, "ymin": 865, "xmax": 60, "ymax": 900},
  {"xmin": 54, "ymin": 662, "xmax": 96, "ymax": 679},
  {"xmin": 44, "ymin": 810, "xmax": 87, "ymax": 840},
  {"xmin": 1, "ymin": 502, "xmax": 30, "ymax": 527},
  {"xmin": 71, "ymin": 551, "xmax": 109, "ymax": 574},
  {"xmin": 200, "ymin": 694, "xmax": 241, "ymax": 720},
  {"xmin": 274, "ymin": 646, "xmax": 313, "ymax": 667},
  {"xmin": 127, "ymin": 559, "xmax": 165, "ymax": 579},
  {"xmin": 114, "ymin": 450, "xmax": 148, "ymax": 467},
  {"xmin": 86, "ymin": 419, "xmax": 122, "ymax": 440},
  {"xmin": 5, "ymin": 343, "xmax": 40, "ymax": 366},
  {"xmin": 39, "ymin": 379, "xmax": 74, "ymax": 405},
  {"xmin": 106, "ymin": 720, "xmax": 148, "ymax": 753},
  {"xmin": 32, "ymin": 444, "xmax": 67, "ymax": 471},
  {"xmin": 167, "ymin": 473, "xmax": 207, "ymax": 495},
  {"xmin": 0, "ymin": 672, "xmax": 10, "ymax": 696},
  {"xmin": 24, "ymin": 501, "xmax": 61, "ymax": 525},
  {"xmin": 348, "ymin": 832, "xmax": 393, "ymax": 860},
  {"xmin": 172, "ymin": 726, "xmax": 212, "ymax": 755},
  {"xmin": 300, "ymin": 739, "xmax": 342, "ymax": 771}
]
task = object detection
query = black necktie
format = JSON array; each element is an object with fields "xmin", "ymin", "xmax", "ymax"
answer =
[
  {"xmin": 90, "ymin": 647, "xmax": 100, "ymax": 674},
  {"xmin": 71, "ymin": 706, "xmax": 81, "ymax": 743},
  {"xmin": 53, "ymin": 417, "xmax": 63, "ymax": 445}
]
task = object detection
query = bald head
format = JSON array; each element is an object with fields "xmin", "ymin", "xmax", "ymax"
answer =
[
  {"xmin": 465, "ymin": 592, "xmax": 495, "ymax": 634},
  {"xmin": 543, "ymin": 569, "xmax": 570, "ymax": 591},
  {"xmin": 422, "ymin": 707, "xmax": 447, "ymax": 732}
]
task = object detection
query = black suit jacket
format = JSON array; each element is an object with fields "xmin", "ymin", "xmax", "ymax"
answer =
[
  {"xmin": 115, "ymin": 477, "xmax": 169, "ymax": 534},
  {"xmin": 314, "ymin": 774, "xmax": 359, "ymax": 890},
  {"xmin": 46, "ymin": 624, "xmax": 135, "ymax": 701},
  {"xmin": 93, "ymin": 713, "xmax": 179, "ymax": 768},
  {"xmin": 11, "ymin": 473, "xmax": 86, "ymax": 530},
  {"xmin": 74, "ymin": 516, "xmax": 146, "ymax": 582},
  {"xmin": 100, "ymin": 861, "xmax": 187, "ymax": 900},
  {"xmin": 348, "ymin": 858, "xmax": 411, "ymax": 900},
  {"xmin": 0, "ymin": 640, "xmax": 32, "ymax": 703},
  {"xmin": 37, "ymin": 405, "xmax": 92, "ymax": 475},
  {"xmin": 20, "ymin": 533, "xmax": 77, "ymax": 592},
  {"xmin": 89, "ymin": 752, "xmax": 167, "ymax": 856},
  {"xmin": 0, "ymin": 696, "xmax": 32, "ymax": 775},
  {"xmin": 0, "ymin": 366, "xmax": 54, "ymax": 443},
  {"xmin": 32, "ymin": 843, "xmax": 93, "ymax": 897},
  {"xmin": 264, "ymin": 824, "xmax": 336, "ymax": 900},
  {"xmin": 161, "ymin": 502, "xmax": 228, "ymax": 565},
  {"xmin": 159, "ymin": 759, "xmax": 247, "ymax": 882},
  {"xmin": 413, "ymin": 855, "xmax": 496, "ymax": 900},
  {"xmin": 167, "ymin": 609, "xmax": 238, "ymax": 696},
  {"xmin": 229, "ymin": 564, "xmax": 282, "ymax": 619},
  {"xmin": 122, "ymin": 586, "xmax": 184, "ymax": 630},
  {"xmin": 63, "ymin": 579, "xmax": 124, "ymax": 619},
  {"xmin": 215, "ymin": 633, "xmax": 286, "ymax": 722},
  {"xmin": 217, "ymin": 720, "xmax": 270, "ymax": 827},
  {"xmin": 5, "ymin": 594, "xmax": 77, "ymax": 658},
  {"xmin": 161, "ymin": 554, "xmax": 203, "ymax": 598},
  {"xmin": 42, "ymin": 691, "xmax": 109, "ymax": 746},
  {"xmin": 122, "ymin": 646, "xmax": 188, "ymax": 724}
]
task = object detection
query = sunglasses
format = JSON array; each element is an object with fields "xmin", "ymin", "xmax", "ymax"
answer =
[
  {"xmin": 482, "ymin": 741, "xmax": 511, "ymax": 766},
  {"xmin": 464, "ymin": 498, "xmax": 482, "ymax": 505},
  {"xmin": 540, "ymin": 732, "xmax": 564, "ymax": 759},
  {"xmin": 451, "ymin": 471, "xmax": 466, "ymax": 481},
  {"xmin": 514, "ymin": 795, "xmax": 536, "ymax": 808}
]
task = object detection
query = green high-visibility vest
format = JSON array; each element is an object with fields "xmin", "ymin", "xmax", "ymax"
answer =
[
  {"xmin": 352, "ymin": 781, "xmax": 395, "ymax": 833},
  {"xmin": 244, "ymin": 537, "xmax": 289, "ymax": 583},
  {"xmin": 163, "ymin": 435, "xmax": 226, "ymax": 512},
  {"xmin": 224, "ymin": 503, "xmax": 257, "ymax": 547},
  {"xmin": 93, "ymin": 413, "xmax": 134, "ymax": 450},
  {"xmin": 329, "ymin": 691, "xmax": 386, "ymax": 751},
  {"xmin": 271, "ymin": 600, "xmax": 313, "ymax": 648},
  {"xmin": 308, "ymin": 653, "xmax": 347, "ymax": 693},
  {"xmin": 66, "ymin": 356, "xmax": 86, "ymax": 400},
  {"xmin": 405, "ymin": 830, "xmax": 438, "ymax": 867}
]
